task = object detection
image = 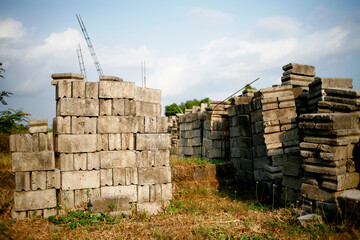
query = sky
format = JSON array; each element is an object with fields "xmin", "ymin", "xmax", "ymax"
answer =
[{"xmin": 1, "ymin": 0, "xmax": 360, "ymax": 125}]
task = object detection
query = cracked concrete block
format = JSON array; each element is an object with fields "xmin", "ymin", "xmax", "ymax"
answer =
[
  {"xmin": 74, "ymin": 153, "xmax": 87, "ymax": 170},
  {"xmin": 12, "ymin": 151, "xmax": 55, "ymax": 172},
  {"xmin": 100, "ymin": 99, "xmax": 112, "ymax": 116},
  {"xmin": 108, "ymin": 133, "xmax": 121, "ymax": 151},
  {"xmin": 113, "ymin": 168, "xmax": 126, "ymax": 186},
  {"xmin": 53, "ymin": 116, "xmax": 71, "ymax": 134},
  {"xmin": 125, "ymin": 168, "xmax": 138, "ymax": 185},
  {"xmin": 85, "ymin": 82, "xmax": 98, "ymax": 99},
  {"xmin": 138, "ymin": 167, "xmax": 171, "ymax": 185},
  {"xmin": 97, "ymin": 134, "xmax": 109, "ymax": 151},
  {"xmin": 56, "ymin": 153, "xmax": 74, "ymax": 171},
  {"xmin": 136, "ymin": 134, "xmax": 169, "ymax": 150},
  {"xmin": 57, "ymin": 98, "xmax": 99, "ymax": 116},
  {"xmin": 138, "ymin": 185, "xmax": 150, "ymax": 203},
  {"xmin": 99, "ymin": 81, "xmax": 135, "ymax": 99},
  {"xmin": 31, "ymin": 171, "xmax": 47, "ymax": 190},
  {"xmin": 14, "ymin": 189, "xmax": 57, "ymax": 211},
  {"xmin": 72, "ymin": 81, "xmax": 85, "ymax": 98},
  {"xmin": 56, "ymin": 81, "xmax": 72, "ymax": 99},
  {"xmin": 98, "ymin": 116, "xmax": 136, "ymax": 133},
  {"xmin": 15, "ymin": 172, "xmax": 31, "ymax": 191},
  {"xmin": 61, "ymin": 170, "xmax": 100, "ymax": 190},
  {"xmin": 56, "ymin": 134, "xmax": 97, "ymax": 153},
  {"xmin": 59, "ymin": 190, "xmax": 75, "ymax": 209},
  {"xmin": 101, "ymin": 185, "xmax": 137, "ymax": 202},
  {"xmin": 135, "ymin": 86, "xmax": 161, "ymax": 104},
  {"xmin": 100, "ymin": 151, "xmax": 136, "ymax": 168},
  {"xmin": 121, "ymin": 133, "xmax": 134, "ymax": 150},
  {"xmin": 100, "ymin": 169, "xmax": 113, "ymax": 186},
  {"xmin": 135, "ymin": 102, "xmax": 161, "ymax": 116},
  {"xmin": 46, "ymin": 169, "xmax": 60, "ymax": 189},
  {"xmin": 87, "ymin": 152, "xmax": 100, "ymax": 170}
]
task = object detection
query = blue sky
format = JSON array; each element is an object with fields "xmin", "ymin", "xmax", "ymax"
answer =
[{"xmin": 1, "ymin": 0, "xmax": 360, "ymax": 124}]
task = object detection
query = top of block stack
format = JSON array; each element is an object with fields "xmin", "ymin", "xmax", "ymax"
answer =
[
  {"xmin": 51, "ymin": 73, "xmax": 84, "ymax": 85},
  {"xmin": 28, "ymin": 119, "xmax": 48, "ymax": 134},
  {"xmin": 309, "ymin": 77, "xmax": 353, "ymax": 90},
  {"xmin": 281, "ymin": 63, "xmax": 315, "ymax": 87}
]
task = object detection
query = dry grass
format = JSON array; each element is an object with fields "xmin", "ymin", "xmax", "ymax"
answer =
[
  {"xmin": 1, "ymin": 187, "xmax": 358, "ymax": 239},
  {"xmin": 0, "ymin": 152, "xmax": 12, "ymax": 172}
]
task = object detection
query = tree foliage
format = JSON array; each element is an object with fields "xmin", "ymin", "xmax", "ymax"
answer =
[{"xmin": 165, "ymin": 97, "xmax": 210, "ymax": 116}]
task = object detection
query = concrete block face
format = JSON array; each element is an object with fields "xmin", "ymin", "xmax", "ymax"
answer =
[
  {"xmin": 135, "ymin": 102, "xmax": 161, "ymax": 116},
  {"xmin": 150, "ymin": 184, "xmax": 162, "ymax": 202},
  {"xmin": 97, "ymin": 134, "xmax": 109, "ymax": 151},
  {"xmin": 74, "ymin": 189, "xmax": 89, "ymax": 206},
  {"xmin": 136, "ymin": 134, "xmax": 170, "ymax": 150},
  {"xmin": 125, "ymin": 168, "xmax": 138, "ymax": 185},
  {"xmin": 46, "ymin": 169, "xmax": 60, "ymax": 189},
  {"xmin": 100, "ymin": 169, "xmax": 113, "ymax": 186},
  {"xmin": 112, "ymin": 99, "xmax": 125, "ymax": 116},
  {"xmin": 38, "ymin": 133, "xmax": 53, "ymax": 152},
  {"xmin": 108, "ymin": 133, "xmax": 121, "ymax": 150},
  {"xmin": 57, "ymin": 98, "xmax": 99, "ymax": 116},
  {"xmin": 98, "ymin": 116, "xmax": 136, "ymax": 133},
  {"xmin": 135, "ymin": 86, "xmax": 161, "ymax": 104},
  {"xmin": 71, "ymin": 81, "xmax": 85, "ymax": 98},
  {"xmin": 61, "ymin": 170, "xmax": 100, "ymax": 190},
  {"xmin": 74, "ymin": 153, "xmax": 87, "ymax": 170},
  {"xmin": 124, "ymin": 99, "xmax": 136, "ymax": 116},
  {"xmin": 43, "ymin": 208, "xmax": 58, "ymax": 218},
  {"xmin": 53, "ymin": 116, "xmax": 71, "ymax": 134},
  {"xmin": 89, "ymin": 196, "xmax": 130, "ymax": 213},
  {"xmin": 100, "ymin": 151, "xmax": 136, "ymax": 168},
  {"xmin": 101, "ymin": 185, "xmax": 137, "ymax": 202},
  {"xmin": 138, "ymin": 167, "xmax": 171, "ymax": 185},
  {"xmin": 56, "ymin": 81, "xmax": 72, "ymax": 99},
  {"xmin": 59, "ymin": 190, "xmax": 75, "ymax": 209},
  {"xmin": 113, "ymin": 168, "xmax": 126, "ymax": 185},
  {"xmin": 85, "ymin": 82, "xmax": 99, "ymax": 99},
  {"xmin": 136, "ymin": 151, "xmax": 155, "ymax": 167},
  {"xmin": 99, "ymin": 81, "xmax": 135, "ymax": 99},
  {"xmin": 56, "ymin": 153, "xmax": 74, "ymax": 171},
  {"xmin": 154, "ymin": 150, "xmax": 170, "ymax": 167},
  {"xmin": 138, "ymin": 185, "xmax": 150, "ymax": 203},
  {"xmin": 12, "ymin": 151, "xmax": 55, "ymax": 172},
  {"xmin": 87, "ymin": 152, "xmax": 100, "ymax": 170},
  {"xmin": 161, "ymin": 183, "xmax": 172, "ymax": 200},
  {"xmin": 100, "ymin": 99, "xmax": 112, "ymax": 116},
  {"xmin": 144, "ymin": 116, "xmax": 157, "ymax": 133},
  {"xmin": 14, "ymin": 189, "xmax": 57, "ymax": 211},
  {"xmin": 56, "ymin": 134, "xmax": 97, "ymax": 153},
  {"xmin": 15, "ymin": 172, "xmax": 31, "ymax": 191},
  {"xmin": 121, "ymin": 133, "xmax": 134, "ymax": 150}
]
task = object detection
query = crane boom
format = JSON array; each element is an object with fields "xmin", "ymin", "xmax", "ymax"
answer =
[
  {"xmin": 76, "ymin": 44, "xmax": 87, "ymax": 81},
  {"xmin": 76, "ymin": 14, "xmax": 104, "ymax": 76}
]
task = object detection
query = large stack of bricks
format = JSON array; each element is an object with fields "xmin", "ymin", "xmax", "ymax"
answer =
[
  {"xmin": 299, "ymin": 113, "xmax": 360, "ymax": 217},
  {"xmin": 202, "ymin": 101, "xmax": 231, "ymax": 161},
  {"xmin": 10, "ymin": 120, "xmax": 58, "ymax": 219}
]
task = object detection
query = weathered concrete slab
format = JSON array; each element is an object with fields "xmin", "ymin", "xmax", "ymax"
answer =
[
  {"xmin": 100, "ymin": 151, "xmax": 136, "ymax": 168},
  {"xmin": 136, "ymin": 134, "xmax": 170, "ymax": 150},
  {"xmin": 14, "ymin": 189, "xmax": 57, "ymax": 211},
  {"xmin": 57, "ymin": 98, "xmax": 99, "ymax": 116},
  {"xmin": 138, "ymin": 167, "xmax": 171, "ymax": 184},
  {"xmin": 12, "ymin": 151, "xmax": 55, "ymax": 172},
  {"xmin": 56, "ymin": 134, "xmax": 97, "ymax": 153},
  {"xmin": 135, "ymin": 86, "xmax": 161, "ymax": 104},
  {"xmin": 98, "ymin": 116, "xmax": 137, "ymax": 133},
  {"xmin": 101, "ymin": 185, "xmax": 137, "ymax": 202},
  {"xmin": 99, "ymin": 81, "xmax": 135, "ymax": 99},
  {"xmin": 61, "ymin": 170, "xmax": 100, "ymax": 190},
  {"xmin": 282, "ymin": 63, "xmax": 316, "ymax": 76}
]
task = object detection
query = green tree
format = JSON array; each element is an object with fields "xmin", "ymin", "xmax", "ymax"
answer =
[{"xmin": 165, "ymin": 97, "xmax": 210, "ymax": 116}]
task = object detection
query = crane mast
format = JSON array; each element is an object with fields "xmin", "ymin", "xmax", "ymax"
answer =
[{"xmin": 76, "ymin": 43, "xmax": 87, "ymax": 81}]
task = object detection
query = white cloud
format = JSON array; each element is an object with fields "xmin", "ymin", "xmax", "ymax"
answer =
[
  {"xmin": 188, "ymin": 8, "xmax": 234, "ymax": 27},
  {"xmin": 0, "ymin": 18, "xmax": 25, "ymax": 38}
]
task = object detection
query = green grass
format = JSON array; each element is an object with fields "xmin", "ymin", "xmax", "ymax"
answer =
[{"xmin": 170, "ymin": 156, "xmax": 224, "ymax": 167}]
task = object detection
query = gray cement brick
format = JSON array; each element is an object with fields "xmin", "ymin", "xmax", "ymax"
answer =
[
  {"xmin": 46, "ymin": 169, "xmax": 60, "ymax": 189},
  {"xmin": 85, "ymin": 82, "xmax": 99, "ymax": 99},
  {"xmin": 43, "ymin": 208, "xmax": 58, "ymax": 218},
  {"xmin": 100, "ymin": 99, "xmax": 112, "ymax": 116},
  {"xmin": 74, "ymin": 189, "xmax": 88, "ymax": 206},
  {"xmin": 97, "ymin": 134, "xmax": 109, "ymax": 151},
  {"xmin": 125, "ymin": 168, "xmax": 138, "ymax": 185},
  {"xmin": 99, "ymin": 81, "xmax": 135, "ymax": 99},
  {"xmin": 113, "ymin": 168, "xmax": 126, "ymax": 185},
  {"xmin": 100, "ymin": 151, "xmax": 136, "ymax": 168},
  {"xmin": 144, "ymin": 116, "xmax": 157, "ymax": 133},
  {"xmin": 57, "ymin": 98, "xmax": 99, "ymax": 116},
  {"xmin": 303, "ymin": 164, "xmax": 346, "ymax": 176},
  {"xmin": 121, "ymin": 133, "xmax": 134, "ymax": 150},
  {"xmin": 72, "ymin": 81, "xmax": 85, "ymax": 98},
  {"xmin": 87, "ymin": 152, "xmax": 100, "ymax": 170},
  {"xmin": 309, "ymin": 77, "xmax": 353, "ymax": 89},
  {"xmin": 262, "ymin": 107, "xmax": 297, "ymax": 121},
  {"xmin": 108, "ymin": 133, "xmax": 121, "ymax": 150},
  {"xmin": 59, "ymin": 190, "xmax": 75, "ymax": 209},
  {"xmin": 98, "ymin": 116, "xmax": 136, "ymax": 133},
  {"xmin": 14, "ymin": 189, "xmax": 57, "ymax": 211},
  {"xmin": 135, "ymin": 101, "xmax": 161, "ymax": 116},
  {"xmin": 138, "ymin": 167, "xmax": 171, "ymax": 184},
  {"xmin": 136, "ymin": 134, "xmax": 169, "ymax": 150},
  {"xmin": 150, "ymin": 184, "xmax": 162, "ymax": 202},
  {"xmin": 56, "ymin": 81, "xmax": 72, "ymax": 99},
  {"xmin": 101, "ymin": 185, "xmax": 137, "ymax": 202},
  {"xmin": 135, "ymin": 86, "xmax": 161, "ymax": 104},
  {"xmin": 161, "ymin": 183, "xmax": 172, "ymax": 200},
  {"xmin": 100, "ymin": 169, "xmax": 113, "ymax": 186},
  {"xmin": 282, "ymin": 63, "xmax": 315, "ymax": 76},
  {"xmin": 53, "ymin": 116, "xmax": 71, "ymax": 134},
  {"xmin": 56, "ymin": 134, "xmax": 97, "ymax": 153},
  {"xmin": 12, "ymin": 151, "xmax": 55, "ymax": 172},
  {"xmin": 56, "ymin": 153, "xmax": 74, "ymax": 171},
  {"xmin": 155, "ymin": 150, "xmax": 170, "ymax": 167},
  {"xmin": 61, "ymin": 170, "xmax": 100, "ymax": 190},
  {"xmin": 138, "ymin": 185, "xmax": 150, "ymax": 203},
  {"xmin": 15, "ymin": 172, "xmax": 30, "ymax": 191},
  {"xmin": 322, "ymin": 173, "xmax": 359, "ymax": 191},
  {"xmin": 11, "ymin": 210, "xmax": 27, "ymax": 220},
  {"xmin": 74, "ymin": 153, "xmax": 87, "ymax": 170},
  {"xmin": 157, "ymin": 117, "xmax": 169, "ymax": 133},
  {"xmin": 39, "ymin": 133, "xmax": 53, "ymax": 151},
  {"xmin": 136, "ymin": 151, "xmax": 155, "ymax": 167},
  {"xmin": 301, "ymin": 183, "xmax": 335, "ymax": 201}
]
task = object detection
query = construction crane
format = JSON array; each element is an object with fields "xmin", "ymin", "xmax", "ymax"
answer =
[
  {"xmin": 76, "ymin": 14, "xmax": 104, "ymax": 77},
  {"xmin": 76, "ymin": 44, "xmax": 87, "ymax": 81}
]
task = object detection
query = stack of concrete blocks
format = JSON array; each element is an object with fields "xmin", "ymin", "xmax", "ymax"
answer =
[
  {"xmin": 228, "ymin": 93, "xmax": 253, "ymax": 181},
  {"xmin": 202, "ymin": 101, "xmax": 231, "ymax": 161},
  {"xmin": 307, "ymin": 78, "xmax": 359, "ymax": 115},
  {"xmin": 281, "ymin": 63, "xmax": 315, "ymax": 88},
  {"xmin": 52, "ymin": 73, "xmax": 171, "ymax": 215},
  {"xmin": 299, "ymin": 113, "xmax": 360, "ymax": 217},
  {"xmin": 10, "ymin": 119, "xmax": 58, "ymax": 219},
  {"xmin": 250, "ymin": 86, "xmax": 300, "ymax": 201},
  {"xmin": 168, "ymin": 115, "xmax": 180, "ymax": 155}
]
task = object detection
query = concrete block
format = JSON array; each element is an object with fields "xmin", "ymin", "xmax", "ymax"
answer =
[
  {"xmin": 85, "ymin": 82, "xmax": 99, "ymax": 99},
  {"xmin": 97, "ymin": 134, "xmax": 109, "ymax": 151},
  {"xmin": 98, "ymin": 116, "xmax": 136, "ymax": 133},
  {"xmin": 113, "ymin": 168, "xmax": 126, "ymax": 185},
  {"xmin": 99, "ymin": 81, "xmax": 135, "ymax": 99},
  {"xmin": 135, "ymin": 86, "xmax": 161, "ymax": 104},
  {"xmin": 262, "ymin": 107, "xmax": 297, "ymax": 121},
  {"xmin": 14, "ymin": 189, "xmax": 57, "ymax": 211},
  {"xmin": 87, "ymin": 152, "xmax": 100, "ymax": 170},
  {"xmin": 282, "ymin": 175, "xmax": 302, "ymax": 190},
  {"xmin": 56, "ymin": 153, "xmax": 74, "ymax": 171},
  {"xmin": 108, "ymin": 133, "xmax": 121, "ymax": 150},
  {"xmin": 72, "ymin": 81, "xmax": 85, "ymax": 98},
  {"xmin": 27, "ymin": 209, "xmax": 43, "ymax": 219},
  {"xmin": 121, "ymin": 133, "xmax": 134, "ymax": 150},
  {"xmin": 59, "ymin": 190, "xmax": 75, "ymax": 209},
  {"xmin": 12, "ymin": 210, "xmax": 27, "ymax": 220},
  {"xmin": 89, "ymin": 196, "xmax": 130, "ymax": 213},
  {"xmin": 100, "ymin": 169, "xmax": 113, "ymax": 186},
  {"xmin": 301, "ymin": 183, "xmax": 335, "ymax": 201},
  {"xmin": 157, "ymin": 116, "xmax": 169, "ymax": 133},
  {"xmin": 136, "ymin": 134, "xmax": 169, "ymax": 150},
  {"xmin": 11, "ymin": 134, "xmax": 26, "ymax": 152},
  {"xmin": 303, "ymin": 164, "xmax": 346, "ymax": 176},
  {"xmin": 100, "ymin": 76, "xmax": 123, "ymax": 82},
  {"xmin": 53, "ymin": 116, "xmax": 71, "ymax": 134},
  {"xmin": 74, "ymin": 189, "xmax": 88, "ymax": 206},
  {"xmin": 43, "ymin": 208, "xmax": 58, "ymax": 218},
  {"xmin": 15, "ymin": 172, "xmax": 31, "ymax": 191},
  {"xmin": 138, "ymin": 185, "xmax": 150, "ymax": 203},
  {"xmin": 29, "ymin": 124, "xmax": 48, "ymax": 134},
  {"xmin": 309, "ymin": 77, "xmax": 353, "ymax": 89},
  {"xmin": 74, "ymin": 153, "xmax": 87, "ymax": 170},
  {"xmin": 46, "ymin": 169, "xmax": 60, "ymax": 189},
  {"xmin": 155, "ymin": 150, "xmax": 170, "ymax": 167},
  {"xmin": 61, "ymin": 170, "xmax": 100, "ymax": 190},
  {"xmin": 322, "ymin": 173, "xmax": 359, "ymax": 191},
  {"xmin": 100, "ymin": 99, "xmax": 112, "ymax": 116},
  {"xmin": 137, "ymin": 202, "xmax": 164, "ymax": 215},
  {"xmin": 56, "ymin": 81, "xmax": 72, "ymax": 99},
  {"xmin": 135, "ymin": 102, "xmax": 161, "ymax": 116},
  {"xmin": 39, "ymin": 133, "xmax": 53, "ymax": 151},
  {"xmin": 135, "ymin": 116, "xmax": 145, "ymax": 133},
  {"xmin": 282, "ymin": 63, "xmax": 315, "ymax": 76},
  {"xmin": 100, "ymin": 151, "xmax": 136, "ymax": 168},
  {"xmin": 125, "ymin": 168, "xmax": 138, "ymax": 185},
  {"xmin": 71, "ymin": 117, "xmax": 85, "ymax": 134},
  {"xmin": 12, "ymin": 151, "xmax": 55, "ymax": 172},
  {"xmin": 56, "ymin": 134, "xmax": 97, "ymax": 153},
  {"xmin": 124, "ymin": 99, "xmax": 136, "ymax": 116},
  {"xmin": 136, "ymin": 151, "xmax": 155, "ymax": 167},
  {"xmin": 150, "ymin": 184, "xmax": 162, "ymax": 202},
  {"xmin": 144, "ymin": 116, "xmax": 157, "ymax": 133},
  {"xmin": 112, "ymin": 99, "xmax": 125, "ymax": 116},
  {"xmin": 101, "ymin": 185, "xmax": 137, "ymax": 202},
  {"xmin": 161, "ymin": 183, "xmax": 172, "ymax": 200},
  {"xmin": 57, "ymin": 98, "xmax": 99, "ymax": 116},
  {"xmin": 138, "ymin": 167, "xmax": 171, "ymax": 184}
]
